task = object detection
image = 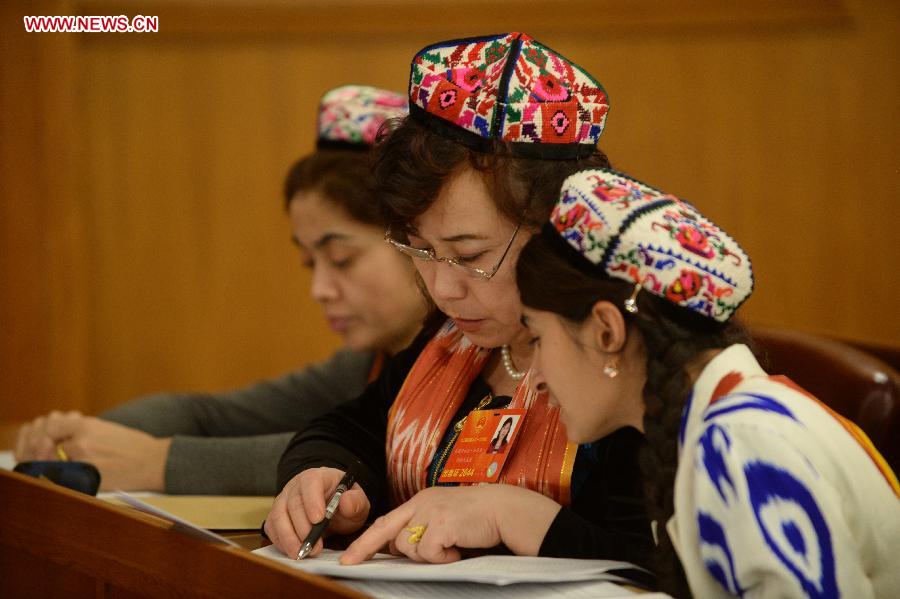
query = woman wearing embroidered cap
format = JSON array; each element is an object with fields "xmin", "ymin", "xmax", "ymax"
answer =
[
  {"xmin": 515, "ymin": 168, "xmax": 900, "ymax": 597},
  {"xmin": 15, "ymin": 85, "xmax": 428, "ymax": 495},
  {"xmin": 265, "ymin": 33, "xmax": 654, "ymax": 569}
]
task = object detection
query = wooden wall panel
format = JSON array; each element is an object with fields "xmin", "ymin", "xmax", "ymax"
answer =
[
  {"xmin": 1, "ymin": 0, "xmax": 87, "ymax": 420},
  {"xmin": 1, "ymin": 0, "xmax": 897, "ymax": 423},
  {"xmin": 75, "ymin": 40, "xmax": 347, "ymax": 413}
]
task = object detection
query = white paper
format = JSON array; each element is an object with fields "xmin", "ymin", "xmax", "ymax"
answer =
[
  {"xmin": 253, "ymin": 546, "xmax": 647, "ymax": 586},
  {"xmin": 98, "ymin": 490, "xmax": 159, "ymax": 499},
  {"xmin": 113, "ymin": 491, "xmax": 240, "ymax": 548},
  {"xmin": 340, "ymin": 579, "xmax": 659, "ymax": 598},
  {"xmin": 0, "ymin": 450, "xmax": 16, "ymax": 471}
]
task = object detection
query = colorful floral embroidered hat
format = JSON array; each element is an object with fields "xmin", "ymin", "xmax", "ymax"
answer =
[
  {"xmin": 408, "ymin": 32, "xmax": 609, "ymax": 159},
  {"xmin": 544, "ymin": 168, "xmax": 754, "ymax": 322},
  {"xmin": 316, "ymin": 85, "xmax": 408, "ymax": 150}
]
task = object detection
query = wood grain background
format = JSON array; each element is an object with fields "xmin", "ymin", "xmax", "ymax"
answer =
[{"xmin": 2, "ymin": 0, "xmax": 898, "ymax": 422}]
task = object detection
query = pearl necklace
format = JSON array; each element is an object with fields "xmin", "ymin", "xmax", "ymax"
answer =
[{"xmin": 500, "ymin": 345, "xmax": 526, "ymax": 381}]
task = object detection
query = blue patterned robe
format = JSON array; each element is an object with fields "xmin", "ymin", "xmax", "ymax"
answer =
[{"xmin": 669, "ymin": 344, "xmax": 900, "ymax": 598}]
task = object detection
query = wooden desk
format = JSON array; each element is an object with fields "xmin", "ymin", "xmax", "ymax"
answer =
[{"xmin": 0, "ymin": 469, "xmax": 366, "ymax": 598}]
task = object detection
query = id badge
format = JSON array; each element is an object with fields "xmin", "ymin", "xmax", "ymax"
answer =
[{"xmin": 438, "ymin": 408, "xmax": 526, "ymax": 483}]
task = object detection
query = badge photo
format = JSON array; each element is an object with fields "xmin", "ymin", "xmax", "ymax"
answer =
[{"xmin": 438, "ymin": 409, "xmax": 526, "ymax": 484}]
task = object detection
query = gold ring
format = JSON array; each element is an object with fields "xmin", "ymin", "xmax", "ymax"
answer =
[
  {"xmin": 56, "ymin": 444, "xmax": 69, "ymax": 461},
  {"xmin": 405, "ymin": 524, "xmax": 427, "ymax": 544}
]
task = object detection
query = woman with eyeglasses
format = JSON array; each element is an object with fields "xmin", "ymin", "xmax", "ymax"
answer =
[
  {"xmin": 15, "ymin": 86, "xmax": 429, "ymax": 496},
  {"xmin": 265, "ymin": 33, "xmax": 653, "ymax": 573}
]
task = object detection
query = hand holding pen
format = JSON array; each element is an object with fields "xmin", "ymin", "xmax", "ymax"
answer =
[
  {"xmin": 263, "ymin": 466, "xmax": 370, "ymax": 559},
  {"xmin": 296, "ymin": 470, "xmax": 356, "ymax": 559}
]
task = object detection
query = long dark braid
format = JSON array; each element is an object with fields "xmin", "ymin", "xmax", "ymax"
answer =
[
  {"xmin": 516, "ymin": 235, "xmax": 749, "ymax": 597},
  {"xmin": 629, "ymin": 297, "xmax": 747, "ymax": 597}
]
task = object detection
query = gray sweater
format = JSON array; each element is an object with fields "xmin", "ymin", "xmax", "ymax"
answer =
[{"xmin": 101, "ymin": 348, "xmax": 374, "ymax": 496}]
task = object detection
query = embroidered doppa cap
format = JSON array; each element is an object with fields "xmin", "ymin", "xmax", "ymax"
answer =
[
  {"xmin": 408, "ymin": 32, "xmax": 609, "ymax": 159},
  {"xmin": 316, "ymin": 85, "xmax": 408, "ymax": 150},
  {"xmin": 545, "ymin": 168, "xmax": 754, "ymax": 322}
]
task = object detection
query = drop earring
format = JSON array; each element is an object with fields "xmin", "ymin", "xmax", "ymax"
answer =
[{"xmin": 603, "ymin": 363, "xmax": 619, "ymax": 378}]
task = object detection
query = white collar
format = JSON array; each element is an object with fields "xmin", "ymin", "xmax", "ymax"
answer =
[{"xmin": 677, "ymin": 344, "xmax": 765, "ymax": 451}]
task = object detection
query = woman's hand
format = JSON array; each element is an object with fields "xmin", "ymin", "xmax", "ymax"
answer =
[
  {"xmin": 340, "ymin": 484, "xmax": 562, "ymax": 565},
  {"xmin": 14, "ymin": 411, "xmax": 171, "ymax": 491},
  {"xmin": 264, "ymin": 467, "xmax": 370, "ymax": 558}
]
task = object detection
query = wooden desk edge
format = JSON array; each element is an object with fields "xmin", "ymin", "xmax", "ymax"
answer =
[{"xmin": 0, "ymin": 469, "xmax": 368, "ymax": 598}]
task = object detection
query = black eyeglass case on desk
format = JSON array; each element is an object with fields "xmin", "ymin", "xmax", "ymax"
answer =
[{"xmin": 13, "ymin": 460, "xmax": 101, "ymax": 496}]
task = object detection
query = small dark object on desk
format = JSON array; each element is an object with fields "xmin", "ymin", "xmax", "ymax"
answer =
[{"xmin": 14, "ymin": 460, "xmax": 101, "ymax": 496}]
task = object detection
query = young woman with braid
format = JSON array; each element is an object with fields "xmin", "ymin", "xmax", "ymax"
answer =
[{"xmin": 516, "ymin": 168, "xmax": 900, "ymax": 597}]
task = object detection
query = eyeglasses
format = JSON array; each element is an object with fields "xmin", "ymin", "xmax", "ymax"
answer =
[{"xmin": 384, "ymin": 222, "xmax": 523, "ymax": 280}]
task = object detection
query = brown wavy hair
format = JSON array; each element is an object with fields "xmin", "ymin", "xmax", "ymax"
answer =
[
  {"xmin": 516, "ymin": 235, "xmax": 750, "ymax": 598},
  {"xmin": 371, "ymin": 117, "xmax": 612, "ymax": 232},
  {"xmin": 283, "ymin": 149, "xmax": 382, "ymax": 226}
]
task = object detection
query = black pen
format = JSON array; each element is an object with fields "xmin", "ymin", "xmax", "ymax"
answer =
[{"xmin": 296, "ymin": 470, "xmax": 355, "ymax": 560}]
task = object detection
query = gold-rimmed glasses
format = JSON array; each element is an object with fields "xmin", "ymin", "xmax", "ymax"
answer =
[{"xmin": 384, "ymin": 222, "xmax": 523, "ymax": 280}]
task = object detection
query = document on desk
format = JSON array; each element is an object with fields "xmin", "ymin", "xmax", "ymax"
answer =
[
  {"xmin": 340, "ymin": 579, "xmax": 672, "ymax": 598},
  {"xmin": 114, "ymin": 491, "xmax": 241, "ymax": 548},
  {"xmin": 102, "ymin": 492, "xmax": 272, "ymax": 530},
  {"xmin": 254, "ymin": 546, "xmax": 659, "ymax": 593}
]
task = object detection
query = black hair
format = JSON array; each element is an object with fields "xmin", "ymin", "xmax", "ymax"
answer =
[
  {"xmin": 372, "ymin": 117, "xmax": 611, "ymax": 234},
  {"xmin": 516, "ymin": 234, "xmax": 750, "ymax": 597},
  {"xmin": 491, "ymin": 417, "xmax": 515, "ymax": 445},
  {"xmin": 282, "ymin": 149, "xmax": 381, "ymax": 226}
]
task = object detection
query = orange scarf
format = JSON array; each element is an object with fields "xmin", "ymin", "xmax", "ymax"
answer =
[{"xmin": 386, "ymin": 320, "xmax": 576, "ymax": 506}]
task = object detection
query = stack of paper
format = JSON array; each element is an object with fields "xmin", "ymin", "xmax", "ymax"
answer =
[
  {"xmin": 254, "ymin": 546, "xmax": 672, "ymax": 598},
  {"xmin": 106, "ymin": 489, "xmax": 672, "ymax": 598}
]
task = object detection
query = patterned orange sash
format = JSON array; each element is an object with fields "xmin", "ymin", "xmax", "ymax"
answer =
[{"xmin": 386, "ymin": 320, "xmax": 577, "ymax": 507}]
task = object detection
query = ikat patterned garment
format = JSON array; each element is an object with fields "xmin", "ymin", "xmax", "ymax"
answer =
[
  {"xmin": 672, "ymin": 344, "xmax": 900, "ymax": 598},
  {"xmin": 316, "ymin": 85, "xmax": 407, "ymax": 150},
  {"xmin": 408, "ymin": 32, "xmax": 609, "ymax": 158},
  {"xmin": 547, "ymin": 168, "xmax": 754, "ymax": 322}
]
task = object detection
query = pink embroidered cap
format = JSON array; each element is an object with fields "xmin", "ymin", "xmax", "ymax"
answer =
[
  {"xmin": 317, "ymin": 85, "xmax": 408, "ymax": 150},
  {"xmin": 544, "ymin": 168, "xmax": 754, "ymax": 321},
  {"xmin": 408, "ymin": 32, "xmax": 609, "ymax": 159}
]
